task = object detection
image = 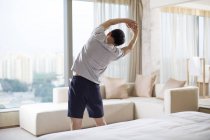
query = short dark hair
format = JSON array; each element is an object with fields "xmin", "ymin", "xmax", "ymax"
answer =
[{"xmin": 110, "ymin": 29, "xmax": 125, "ymax": 46}]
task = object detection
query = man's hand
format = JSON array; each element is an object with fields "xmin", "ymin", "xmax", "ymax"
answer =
[
  {"xmin": 131, "ymin": 22, "xmax": 139, "ymax": 34},
  {"xmin": 126, "ymin": 21, "xmax": 137, "ymax": 29},
  {"xmin": 101, "ymin": 18, "xmax": 136, "ymax": 30}
]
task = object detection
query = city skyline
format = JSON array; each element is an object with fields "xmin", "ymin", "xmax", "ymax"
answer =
[
  {"xmin": 0, "ymin": 53, "xmax": 64, "ymax": 84},
  {"xmin": 0, "ymin": 0, "xmax": 94, "ymax": 109}
]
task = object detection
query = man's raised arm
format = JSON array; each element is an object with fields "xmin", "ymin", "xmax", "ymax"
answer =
[
  {"xmin": 100, "ymin": 18, "xmax": 139, "ymax": 55},
  {"xmin": 100, "ymin": 18, "xmax": 136, "ymax": 30},
  {"xmin": 121, "ymin": 22, "xmax": 139, "ymax": 55}
]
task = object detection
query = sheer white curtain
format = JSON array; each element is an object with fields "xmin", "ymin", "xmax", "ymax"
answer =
[
  {"xmin": 93, "ymin": 0, "xmax": 142, "ymax": 82},
  {"xmin": 204, "ymin": 16, "xmax": 210, "ymax": 64},
  {"xmin": 161, "ymin": 11, "xmax": 198, "ymax": 83}
]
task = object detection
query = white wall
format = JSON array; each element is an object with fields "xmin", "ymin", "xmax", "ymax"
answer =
[
  {"xmin": 141, "ymin": 0, "xmax": 161, "ymax": 82},
  {"xmin": 150, "ymin": 0, "xmax": 198, "ymax": 9}
]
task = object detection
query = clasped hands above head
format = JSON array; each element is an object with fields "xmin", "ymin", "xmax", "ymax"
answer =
[{"xmin": 126, "ymin": 20, "xmax": 138, "ymax": 32}]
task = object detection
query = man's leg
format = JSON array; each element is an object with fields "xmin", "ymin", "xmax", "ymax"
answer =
[
  {"xmin": 71, "ymin": 118, "xmax": 83, "ymax": 130},
  {"xmin": 86, "ymin": 83, "xmax": 106, "ymax": 127},
  {"xmin": 94, "ymin": 117, "xmax": 106, "ymax": 126},
  {"xmin": 68, "ymin": 76, "xmax": 87, "ymax": 130}
]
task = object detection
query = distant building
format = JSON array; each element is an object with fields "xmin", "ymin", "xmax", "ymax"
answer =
[
  {"xmin": 0, "ymin": 83, "xmax": 2, "ymax": 91},
  {"xmin": 0, "ymin": 53, "xmax": 33, "ymax": 84},
  {"xmin": 33, "ymin": 53, "xmax": 64, "ymax": 75},
  {"xmin": 0, "ymin": 53, "xmax": 64, "ymax": 84}
]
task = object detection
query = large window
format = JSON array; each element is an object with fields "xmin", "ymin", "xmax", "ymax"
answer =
[
  {"xmin": 0, "ymin": 0, "xmax": 64, "ymax": 109},
  {"xmin": 72, "ymin": 0, "xmax": 131, "ymax": 81},
  {"xmin": 72, "ymin": 0, "xmax": 94, "ymax": 60},
  {"xmin": 160, "ymin": 7, "xmax": 210, "ymax": 83}
]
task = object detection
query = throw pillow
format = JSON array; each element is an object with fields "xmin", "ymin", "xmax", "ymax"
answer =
[
  {"xmin": 102, "ymin": 77, "xmax": 128, "ymax": 99},
  {"xmin": 134, "ymin": 74, "xmax": 156, "ymax": 97},
  {"xmin": 157, "ymin": 78, "xmax": 186, "ymax": 99}
]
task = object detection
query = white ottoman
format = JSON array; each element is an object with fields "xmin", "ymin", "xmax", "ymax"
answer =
[
  {"xmin": 19, "ymin": 100, "xmax": 133, "ymax": 136},
  {"xmin": 19, "ymin": 103, "xmax": 70, "ymax": 136}
]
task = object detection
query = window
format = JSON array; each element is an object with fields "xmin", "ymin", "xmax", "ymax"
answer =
[
  {"xmin": 72, "ymin": 0, "xmax": 130, "ymax": 81},
  {"xmin": 0, "ymin": 0, "xmax": 64, "ymax": 109},
  {"xmin": 160, "ymin": 7, "xmax": 210, "ymax": 83},
  {"xmin": 72, "ymin": 0, "xmax": 94, "ymax": 60}
]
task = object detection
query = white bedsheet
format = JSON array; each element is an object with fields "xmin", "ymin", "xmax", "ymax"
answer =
[{"xmin": 39, "ymin": 112, "xmax": 210, "ymax": 140}]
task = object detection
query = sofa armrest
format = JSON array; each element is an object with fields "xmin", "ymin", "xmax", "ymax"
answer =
[
  {"xmin": 164, "ymin": 86, "xmax": 199, "ymax": 114},
  {"xmin": 53, "ymin": 87, "xmax": 69, "ymax": 103}
]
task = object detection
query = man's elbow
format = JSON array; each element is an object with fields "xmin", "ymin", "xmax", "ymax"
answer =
[{"xmin": 122, "ymin": 47, "xmax": 132, "ymax": 55}]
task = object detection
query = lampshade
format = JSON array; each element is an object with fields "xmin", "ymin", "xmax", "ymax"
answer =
[{"xmin": 188, "ymin": 57, "xmax": 201, "ymax": 76}]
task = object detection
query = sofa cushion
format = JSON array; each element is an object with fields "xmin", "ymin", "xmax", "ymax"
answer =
[
  {"xmin": 157, "ymin": 78, "xmax": 186, "ymax": 99},
  {"xmin": 124, "ymin": 97, "xmax": 164, "ymax": 119},
  {"xmin": 133, "ymin": 74, "xmax": 156, "ymax": 97},
  {"xmin": 53, "ymin": 87, "xmax": 69, "ymax": 103},
  {"xmin": 152, "ymin": 84, "xmax": 164, "ymax": 97},
  {"xmin": 83, "ymin": 99, "xmax": 134, "ymax": 127},
  {"xmin": 102, "ymin": 77, "xmax": 129, "ymax": 99}
]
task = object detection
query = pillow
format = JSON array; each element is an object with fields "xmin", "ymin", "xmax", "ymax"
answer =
[
  {"xmin": 102, "ymin": 77, "xmax": 128, "ymax": 99},
  {"xmin": 134, "ymin": 74, "xmax": 156, "ymax": 97},
  {"xmin": 157, "ymin": 78, "xmax": 186, "ymax": 99}
]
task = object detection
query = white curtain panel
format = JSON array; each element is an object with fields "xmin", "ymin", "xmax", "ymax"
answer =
[
  {"xmin": 160, "ymin": 13, "xmax": 198, "ymax": 83},
  {"xmin": 204, "ymin": 16, "xmax": 210, "ymax": 65},
  {"xmin": 188, "ymin": 57, "xmax": 201, "ymax": 76},
  {"xmin": 93, "ymin": 0, "xmax": 142, "ymax": 82},
  {"xmin": 94, "ymin": 0, "xmax": 130, "ymax": 81},
  {"xmin": 203, "ymin": 17, "xmax": 210, "ymax": 95}
]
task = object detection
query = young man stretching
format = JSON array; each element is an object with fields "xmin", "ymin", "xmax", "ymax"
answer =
[{"xmin": 68, "ymin": 18, "xmax": 139, "ymax": 130}]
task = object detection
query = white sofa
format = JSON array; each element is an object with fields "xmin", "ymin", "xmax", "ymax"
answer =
[{"xmin": 19, "ymin": 83, "xmax": 198, "ymax": 136}]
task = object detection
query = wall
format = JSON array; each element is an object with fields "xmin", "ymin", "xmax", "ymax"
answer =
[
  {"xmin": 143, "ymin": 0, "xmax": 209, "ymax": 82},
  {"xmin": 141, "ymin": 0, "xmax": 161, "ymax": 82}
]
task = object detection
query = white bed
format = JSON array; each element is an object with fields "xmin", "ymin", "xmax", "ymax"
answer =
[{"xmin": 38, "ymin": 112, "xmax": 210, "ymax": 140}]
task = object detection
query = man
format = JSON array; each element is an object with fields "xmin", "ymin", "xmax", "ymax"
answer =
[{"xmin": 68, "ymin": 18, "xmax": 139, "ymax": 130}]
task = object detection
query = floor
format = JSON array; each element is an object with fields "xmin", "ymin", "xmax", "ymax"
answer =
[{"xmin": 0, "ymin": 127, "xmax": 38, "ymax": 140}]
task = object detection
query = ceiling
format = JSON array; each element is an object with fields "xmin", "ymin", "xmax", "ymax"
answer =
[
  {"xmin": 193, "ymin": 0, "xmax": 210, "ymax": 6},
  {"xmin": 177, "ymin": 0, "xmax": 210, "ymax": 10}
]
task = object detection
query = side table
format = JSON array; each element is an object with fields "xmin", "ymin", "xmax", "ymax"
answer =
[
  {"xmin": 197, "ymin": 80, "xmax": 209, "ymax": 97},
  {"xmin": 199, "ymin": 98, "xmax": 210, "ymax": 114}
]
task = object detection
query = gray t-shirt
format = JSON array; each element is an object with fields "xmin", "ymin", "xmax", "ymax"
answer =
[{"xmin": 71, "ymin": 26, "xmax": 124, "ymax": 84}]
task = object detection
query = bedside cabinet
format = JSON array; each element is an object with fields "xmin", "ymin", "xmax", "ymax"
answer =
[{"xmin": 199, "ymin": 98, "xmax": 210, "ymax": 114}]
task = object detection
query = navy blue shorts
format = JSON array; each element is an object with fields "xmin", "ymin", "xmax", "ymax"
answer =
[{"xmin": 68, "ymin": 76, "xmax": 104, "ymax": 118}]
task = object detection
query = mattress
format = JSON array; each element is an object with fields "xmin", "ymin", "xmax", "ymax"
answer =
[{"xmin": 38, "ymin": 111, "xmax": 210, "ymax": 140}]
